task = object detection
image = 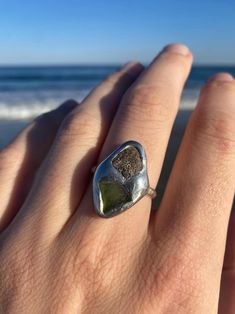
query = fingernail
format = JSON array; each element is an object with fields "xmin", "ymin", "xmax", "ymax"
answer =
[
  {"xmin": 208, "ymin": 72, "xmax": 234, "ymax": 82},
  {"xmin": 162, "ymin": 43, "xmax": 190, "ymax": 56}
]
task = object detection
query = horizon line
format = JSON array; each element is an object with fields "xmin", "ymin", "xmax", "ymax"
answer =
[{"xmin": 0, "ymin": 62, "xmax": 234, "ymax": 67}]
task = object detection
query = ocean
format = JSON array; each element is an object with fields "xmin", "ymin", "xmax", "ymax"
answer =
[{"xmin": 0, "ymin": 65, "xmax": 235, "ymax": 148}]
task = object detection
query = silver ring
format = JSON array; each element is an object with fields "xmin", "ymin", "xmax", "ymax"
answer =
[{"xmin": 92, "ymin": 140, "xmax": 156, "ymax": 218}]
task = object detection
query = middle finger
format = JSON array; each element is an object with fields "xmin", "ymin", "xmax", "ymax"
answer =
[{"xmin": 76, "ymin": 44, "xmax": 193, "ymax": 240}]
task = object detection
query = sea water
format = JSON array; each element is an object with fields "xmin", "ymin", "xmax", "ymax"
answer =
[{"xmin": 0, "ymin": 65, "xmax": 234, "ymax": 147}]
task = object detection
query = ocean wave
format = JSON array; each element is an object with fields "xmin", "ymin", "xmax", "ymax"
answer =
[
  {"xmin": 0, "ymin": 74, "xmax": 109, "ymax": 82},
  {"xmin": 0, "ymin": 88, "xmax": 91, "ymax": 120},
  {"xmin": 0, "ymin": 97, "xmax": 197, "ymax": 120},
  {"xmin": 0, "ymin": 102, "xmax": 59, "ymax": 120},
  {"xmin": 0, "ymin": 66, "xmax": 120, "ymax": 83}
]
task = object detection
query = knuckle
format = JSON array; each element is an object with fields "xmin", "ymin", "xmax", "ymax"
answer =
[
  {"xmin": 124, "ymin": 84, "xmax": 175, "ymax": 125},
  {"xmin": 60, "ymin": 109, "xmax": 98, "ymax": 140},
  {"xmin": 192, "ymin": 105, "xmax": 235, "ymax": 154},
  {"xmin": 189, "ymin": 79, "xmax": 235, "ymax": 154}
]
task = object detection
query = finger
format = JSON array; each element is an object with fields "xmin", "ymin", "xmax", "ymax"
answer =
[
  {"xmin": 75, "ymin": 44, "xmax": 192, "ymax": 239},
  {"xmin": 0, "ymin": 100, "xmax": 78, "ymax": 232},
  {"xmin": 13, "ymin": 63, "xmax": 144, "ymax": 236},
  {"xmin": 219, "ymin": 206, "xmax": 235, "ymax": 314},
  {"xmin": 154, "ymin": 73, "xmax": 235, "ymax": 310}
]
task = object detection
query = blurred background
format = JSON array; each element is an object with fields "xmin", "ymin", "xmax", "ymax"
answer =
[{"xmin": 0, "ymin": 0, "xmax": 234, "ymax": 147}]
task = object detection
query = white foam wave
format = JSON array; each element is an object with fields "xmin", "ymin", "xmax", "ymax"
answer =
[
  {"xmin": 0, "ymin": 91, "xmax": 198, "ymax": 121},
  {"xmin": 0, "ymin": 101, "xmax": 59, "ymax": 120},
  {"xmin": 0, "ymin": 90, "xmax": 89, "ymax": 120}
]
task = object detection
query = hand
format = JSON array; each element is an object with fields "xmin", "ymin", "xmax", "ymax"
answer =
[{"xmin": 0, "ymin": 44, "xmax": 234, "ymax": 314}]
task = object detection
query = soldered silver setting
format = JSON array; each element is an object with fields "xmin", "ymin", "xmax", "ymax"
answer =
[{"xmin": 93, "ymin": 140, "xmax": 156, "ymax": 218}]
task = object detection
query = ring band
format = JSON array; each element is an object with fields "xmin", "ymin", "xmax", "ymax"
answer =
[
  {"xmin": 92, "ymin": 140, "xmax": 156, "ymax": 218},
  {"xmin": 146, "ymin": 187, "xmax": 157, "ymax": 198}
]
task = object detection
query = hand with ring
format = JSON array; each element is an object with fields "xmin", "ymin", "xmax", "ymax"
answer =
[{"xmin": 0, "ymin": 44, "xmax": 234, "ymax": 313}]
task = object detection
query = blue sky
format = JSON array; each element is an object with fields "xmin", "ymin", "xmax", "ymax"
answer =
[{"xmin": 0, "ymin": 0, "xmax": 234, "ymax": 65}]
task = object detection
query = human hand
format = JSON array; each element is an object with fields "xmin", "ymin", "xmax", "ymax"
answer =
[{"xmin": 0, "ymin": 44, "xmax": 234, "ymax": 313}]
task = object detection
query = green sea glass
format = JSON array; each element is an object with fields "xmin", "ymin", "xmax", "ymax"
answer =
[{"xmin": 99, "ymin": 180, "xmax": 130, "ymax": 214}]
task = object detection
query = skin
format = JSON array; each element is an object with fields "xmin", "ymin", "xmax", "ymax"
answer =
[{"xmin": 0, "ymin": 44, "xmax": 234, "ymax": 313}]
